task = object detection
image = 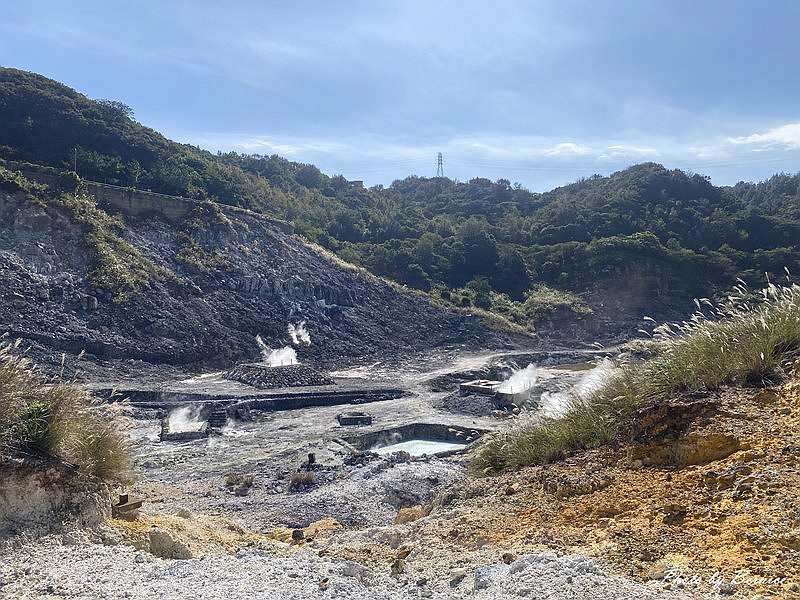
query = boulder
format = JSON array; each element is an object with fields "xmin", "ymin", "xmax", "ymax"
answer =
[
  {"xmin": 474, "ymin": 564, "xmax": 509, "ymax": 590},
  {"xmin": 394, "ymin": 505, "xmax": 427, "ymax": 524},
  {"xmin": 148, "ymin": 527, "xmax": 194, "ymax": 559}
]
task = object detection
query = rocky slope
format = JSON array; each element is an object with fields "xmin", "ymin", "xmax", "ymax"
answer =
[
  {"xmin": 0, "ymin": 185, "xmax": 519, "ymax": 379},
  {"xmin": 0, "ymin": 456, "xmax": 111, "ymax": 537},
  {"xmin": 3, "ymin": 359, "xmax": 795, "ymax": 598},
  {"xmin": 410, "ymin": 367, "xmax": 800, "ymax": 598},
  {"xmin": 0, "ymin": 536, "xmax": 698, "ymax": 600}
]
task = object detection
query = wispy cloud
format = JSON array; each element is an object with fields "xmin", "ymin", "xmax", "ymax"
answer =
[
  {"xmin": 191, "ymin": 124, "xmax": 800, "ymax": 164},
  {"xmin": 179, "ymin": 123, "xmax": 800, "ymax": 189},
  {"xmin": 214, "ymin": 135, "xmax": 347, "ymax": 156},
  {"xmin": 603, "ymin": 144, "xmax": 659, "ymax": 157},
  {"xmin": 543, "ymin": 142, "xmax": 593, "ymax": 156},
  {"xmin": 193, "ymin": 132, "xmax": 663, "ymax": 163},
  {"xmin": 728, "ymin": 123, "xmax": 800, "ymax": 149},
  {"xmin": 246, "ymin": 39, "xmax": 314, "ymax": 61}
]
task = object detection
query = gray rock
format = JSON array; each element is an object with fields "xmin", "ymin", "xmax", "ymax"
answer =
[
  {"xmin": 62, "ymin": 530, "xmax": 91, "ymax": 547},
  {"xmin": 449, "ymin": 568, "xmax": 467, "ymax": 588},
  {"xmin": 148, "ymin": 528, "xmax": 193, "ymax": 559},
  {"xmin": 718, "ymin": 581, "xmax": 737, "ymax": 595},
  {"xmin": 339, "ymin": 561, "xmax": 368, "ymax": 579},
  {"xmin": 474, "ymin": 564, "xmax": 509, "ymax": 590}
]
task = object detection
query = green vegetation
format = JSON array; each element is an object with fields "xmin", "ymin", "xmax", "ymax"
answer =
[
  {"xmin": 1, "ymin": 163, "xmax": 174, "ymax": 302},
  {"xmin": 0, "ymin": 341, "xmax": 131, "ymax": 482},
  {"xmin": 175, "ymin": 201, "xmax": 231, "ymax": 273},
  {"xmin": 496, "ymin": 285, "xmax": 592, "ymax": 329},
  {"xmin": 423, "ymin": 283, "xmax": 591, "ymax": 331},
  {"xmin": 472, "ymin": 281, "xmax": 800, "ymax": 474},
  {"xmin": 0, "ymin": 160, "xmax": 50, "ymax": 200},
  {"xmin": 57, "ymin": 193, "xmax": 176, "ymax": 302},
  {"xmin": 3, "ymin": 68, "xmax": 799, "ymax": 326}
]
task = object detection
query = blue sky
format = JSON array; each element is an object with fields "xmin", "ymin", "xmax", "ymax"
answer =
[{"xmin": 3, "ymin": 0, "xmax": 800, "ymax": 190}]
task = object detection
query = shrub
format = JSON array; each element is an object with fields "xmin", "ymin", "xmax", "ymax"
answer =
[
  {"xmin": 288, "ymin": 470, "xmax": 315, "ymax": 490},
  {"xmin": 0, "ymin": 164, "xmax": 49, "ymax": 198},
  {"xmin": 57, "ymin": 170, "xmax": 81, "ymax": 193},
  {"xmin": 0, "ymin": 165, "xmax": 28, "ymax": 193},
  {"xmin": 0, "ymin": 341, "xmax": 132, "ymax": 482},
  {"xmin": 56, "ymin": 193, "xmax": 176, "ymax": 302},
  {"xmin": 72, "ymin": 421, "xmax": 131, "ymax": 481},
  {"xmin": 224, "ymin": 473, "xmax": 254, "ymax": 496},
  {"xmin": 472, "ymin": 281, "xmax": 800, "ymax": 474},
  {"xmin": 521, "ymin": 285, "xmax": 592, "ymax": 323},
  {"xmin": 467, "ymin": 278, "xmax": 492, "ymax": 309},
  {"xmin": 613, "ymin": 281, "xmax": 800, "ymax": 397},
  {"xmin": 472, "ymin": 403, "xmax": 614, "ymax": 474},
  {"xmin": 176, "ymin": 232, "xmax": 228, "ymax": 273}
]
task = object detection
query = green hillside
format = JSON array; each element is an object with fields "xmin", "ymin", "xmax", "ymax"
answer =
[{"xmin": 2, "ymin": 67, "xmax": 799, "ymax": 332}]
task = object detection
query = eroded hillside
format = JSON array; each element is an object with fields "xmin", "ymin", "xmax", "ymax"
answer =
[
  {"xmin": 0, "ymin": 171, "xmax": 515, "ymax": 378},
  {"xmin": 412, "ymin": 369, "xmax": 800, "ymax": 598},
  {"xmin": 3, "ymin": 68, "xmax": 800, "ymax": 340}
]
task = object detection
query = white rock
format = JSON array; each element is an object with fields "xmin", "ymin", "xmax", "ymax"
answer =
[
  {"xmin": 474, "ymin": 564, "xmax": 509, "ymax": 590},
  {"xmin": 339, "ymin": 561, "xmax": 368, "ymax": 578}
]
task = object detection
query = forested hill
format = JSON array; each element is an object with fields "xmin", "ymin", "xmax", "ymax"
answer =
[{"xmin": 2, "ymin": 67, "xmax": 799, "ymax": 333}]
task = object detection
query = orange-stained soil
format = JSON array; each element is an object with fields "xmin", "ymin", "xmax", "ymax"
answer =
[{"xmin": 418, "ymin": 371, "xmax": 800, "ymax": 598}]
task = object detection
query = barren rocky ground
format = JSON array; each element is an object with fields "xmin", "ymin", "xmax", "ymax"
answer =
[
  {"xmin": 113, "ymin": 351, "xmax": 590, "ymax": 530},
  {"xmin": 407, "ymin": 369, "xmax": 800, "ymax": 598},
  {"xmin": 0, "ymin": 189, "xmax": 524, "ymax": 379},
  {"xmin": 0, "ymin": 533, "xmax": 700, "ymax": 600},
  {"xmin": 4, "ymin": 354, "xmax": 796, "ymax": 599},
  {"xmin": 3, "ymin": 352, "xmax": 782, "ymax": 599}
]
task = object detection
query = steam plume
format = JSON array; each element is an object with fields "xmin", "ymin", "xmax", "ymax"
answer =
[
  {"xmin": 498, "ymin": 363, "xmax": 538, "ymax": 394},
  {"xmin": 167, "ymin": 405, "xmax": 205, "ymax": 433},
  {"xmin": 539, "ymin": 358, "xmax": 616, "ymax": 418},
  {"xmin": 267, "ymin": 346, "xmax": 298, "ymax": 366},
  {"xmin": 288, "ymin": 321, "xmax": 311, "ymax": 346}
]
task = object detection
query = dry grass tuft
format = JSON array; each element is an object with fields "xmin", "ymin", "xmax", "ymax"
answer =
[
  {"xmin": 0, "ymin": 341, "xmax": 132, "ymax": 483},
  {"xmin": 224, "ymin": 472, "xmax": 254, "ymax": 496},
  {"xmin": 473, "ymin": 280, "xmax": 800, "ymax": 474}
]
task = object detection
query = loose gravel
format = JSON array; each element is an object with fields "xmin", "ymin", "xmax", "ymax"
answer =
[{"xmin": 0, "ymin": 537, "xmax": 703, "ymax": 600}]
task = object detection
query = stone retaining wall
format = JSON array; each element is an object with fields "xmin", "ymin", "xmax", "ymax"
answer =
[
  {"xmin": 225, "ymin": 363, "xmax": 335, "ymax": 389},
  {"xmin": 5, "ymin": 161, "xmax": 294, "ymax": 233}
]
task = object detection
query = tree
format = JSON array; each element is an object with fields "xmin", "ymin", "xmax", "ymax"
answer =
[
  {"xmin": 403, "ymin": 263, "xmax": 432, "ymax": 290},
  {"xmin": 98, "ymin": 99, "xmax": 134, "ymax": 121},
  {"xmin": 448, "ymin": 218, "xmax": 499, "ymax": 285},
  {"xmin": 467, "ymin": 277, "xmax": 492, "ymax": 309},
  {"xmin": 328, "ymin": 209, "xmax": 364, "ymax": 242},
  {"xmin": 295, "ymin": 164, "xmax": 325, "ymax": 189},
  {"xmin": 492, "ymin": 248, "xmax": 531, "ymax": 299},
  {"xmin": 412, "ymin": 232, "xmax": 443, "ymax": 273},
  {"xmin": 126, "ymin": 160, "xmax": 141, "ymax": 188}
]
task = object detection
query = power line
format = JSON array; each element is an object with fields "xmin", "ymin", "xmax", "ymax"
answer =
[{"xmin": 335, "ymin": 152, "xmax": 800, "ymax": 186}]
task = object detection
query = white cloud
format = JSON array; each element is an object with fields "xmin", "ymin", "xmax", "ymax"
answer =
[
  {"xmin": 187, "ymin": 132, "xmax": 718, "ymax": 165},
  {"xmin": 543, "ymin": 142, "xmax": 593, "ymax": 156},
  {"xmin": 728, "ymin": 123, "xmax": 800, "ymax": 149},
  {"xmin": 604, "ymin": 144, "xmax": 658, "ymax": 157},
  {"xmin": 192, "ymin": 134, "xmax": 348, "ymax": 156},
  {"xmin": 178, "ymin": 124, "xmax": 800, "ymax": 190}
]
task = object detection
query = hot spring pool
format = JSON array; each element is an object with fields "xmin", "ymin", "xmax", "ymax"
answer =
[{"xmin": 371, "ymin": 439, "xmax": 468, "ymax": 456}]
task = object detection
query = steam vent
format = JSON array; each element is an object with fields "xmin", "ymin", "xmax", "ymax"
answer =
[
  {"xmin": 459, "ymin": 378, "xmax": 537, "ymax": 406},
  {"xmin": 225, "ymin": 363, "xmax": 335, "ymax": 389}
]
